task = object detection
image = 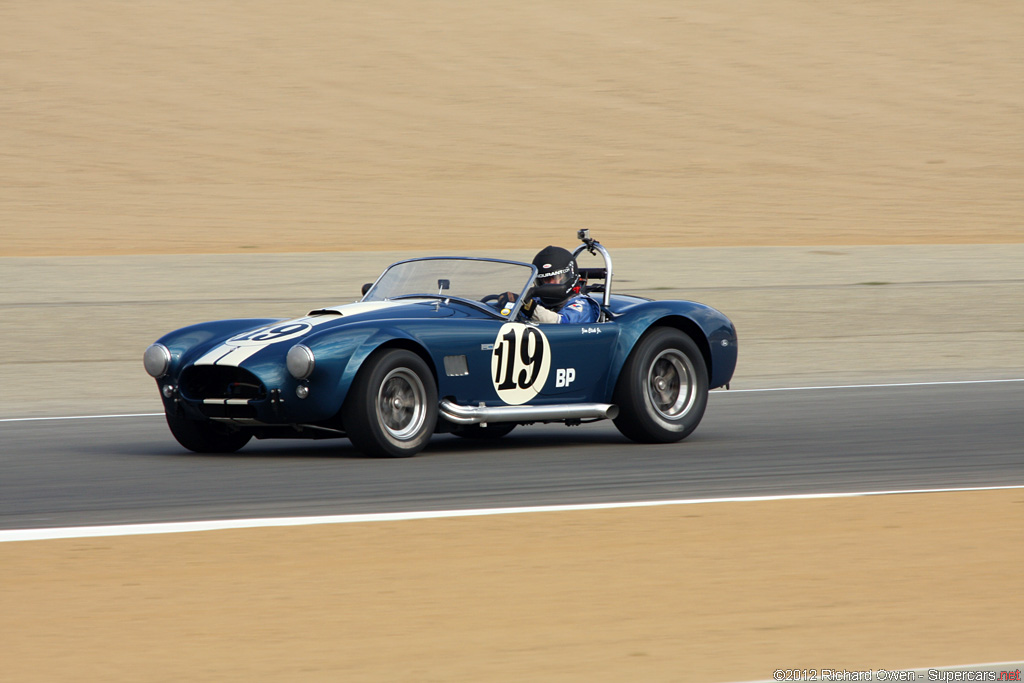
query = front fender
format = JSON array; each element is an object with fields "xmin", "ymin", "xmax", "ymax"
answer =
[
  {"xmin": 608, "ymin": 301, "xmax": 738, "ymax": 391},
  {"xmin": 301, "ymin": 325, "xmax": 434, "ymax": 414}
]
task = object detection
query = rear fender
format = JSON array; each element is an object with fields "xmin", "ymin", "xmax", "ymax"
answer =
[{"xmin": 607, "ymin": 302, "xmax": 738, "ymax": 391}]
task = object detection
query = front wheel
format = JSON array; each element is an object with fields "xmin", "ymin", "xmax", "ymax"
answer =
[
  {"xmin": 342, "ymin": 348, "xmax": 439, "ymax": 457},
  {"xmin": 165, "ymin": 413, "xmax": 252, "ymax": 453},
  {"xmin": 612, "ymin": 327, "xmax": 709, "ymax": 443}
]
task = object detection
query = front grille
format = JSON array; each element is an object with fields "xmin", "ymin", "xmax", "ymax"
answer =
[{"xmin": 179, "ymin": 365, "xmax": 267, "ymax": 402}]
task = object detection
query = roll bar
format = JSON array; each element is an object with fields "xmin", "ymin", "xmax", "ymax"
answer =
[{"xmin": 572, "ymin": 229, "xmax": 613, "ymax": 309}]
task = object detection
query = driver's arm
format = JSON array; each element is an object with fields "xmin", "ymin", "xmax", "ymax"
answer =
[{"xmin": 527, "ymin": 302, "xmax": 562, "ymax": 324}]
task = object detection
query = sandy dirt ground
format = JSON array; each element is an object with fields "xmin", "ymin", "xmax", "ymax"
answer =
[
  {"xmin": 3, "ymin": 491, "xmax": 1023, "ymax": 682},
  {"xmin": 1, "ymin": 1, "xmax": 1021, "ymax": 256},
  {"xmin": 1, "ymin": 1, "xmax": 1022, "ymax": 680}
]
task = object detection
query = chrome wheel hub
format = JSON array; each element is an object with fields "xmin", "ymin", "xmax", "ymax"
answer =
[
  {"xmin": 646, "ymin": 349, "xmax": 697, "ymax": 420},
  {"xmin": 377, "ymin": 368, "xmax": 427, "ymax": 441}
]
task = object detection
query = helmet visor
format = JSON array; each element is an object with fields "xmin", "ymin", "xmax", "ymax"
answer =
[{"xmin": 538, "ymin": 272, "xmax": 568, "ymax": 286}]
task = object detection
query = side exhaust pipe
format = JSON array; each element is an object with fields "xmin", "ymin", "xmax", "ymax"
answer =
[{"xmin": 439, "ymin": 399, "xmax": 619, "ymax": 425}]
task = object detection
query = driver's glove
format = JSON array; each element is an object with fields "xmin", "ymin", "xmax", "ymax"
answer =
[{"xmin": 496, "ymin": 291, "xmax": 517, "ymax": 309}]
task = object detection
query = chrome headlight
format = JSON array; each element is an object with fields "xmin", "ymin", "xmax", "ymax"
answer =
[
  {"xmin": 143, "ymin": 343, "xmax": 172, "ymax": 378},
  {"xmin": 286, "ymin": 344, "xmax": 316, "ymax": 380}
]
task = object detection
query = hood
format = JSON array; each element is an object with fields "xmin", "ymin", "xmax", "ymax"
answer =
[{"xmin": 190, "ymin": 299, "xmax": 449, "ymax": 368}]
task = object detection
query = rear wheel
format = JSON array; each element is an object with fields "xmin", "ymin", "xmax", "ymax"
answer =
[
  {"xmin": 166, "ymin": 413, "xmax": 252, "ymax": 453},
  {"xmin": 612, "ymin": 327, "xmax": 708, "ymax": 443},
  {"xmin": 343, "ymin": 348, "xmax": 438, "ymax": 457}
]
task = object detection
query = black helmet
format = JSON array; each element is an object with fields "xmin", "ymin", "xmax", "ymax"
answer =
[{"xmin": 531, "ymin": 245, "xmax": 581, "ymax": 307}]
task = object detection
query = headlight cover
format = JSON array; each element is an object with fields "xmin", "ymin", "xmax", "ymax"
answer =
[
  {"xmin": 286, "ymin": 344, "xmax": 316, "ymax": 380},
  {"xmin": 143, "ymin": 343, "xmax": 172, "ymax": 378}
]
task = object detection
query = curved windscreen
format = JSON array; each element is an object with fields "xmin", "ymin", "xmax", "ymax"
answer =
[{"xmin": 362, "ymin": 258, "xmax": 536, "ymax": 314}]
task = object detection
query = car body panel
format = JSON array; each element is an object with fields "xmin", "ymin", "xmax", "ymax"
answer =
[
  {"xmin": 148, "ymin": 254, "xmax": 737, "ymax": 445},
  {"xmin": 604, "ymin": 297, "xmax": 738, "ymax": 390}
]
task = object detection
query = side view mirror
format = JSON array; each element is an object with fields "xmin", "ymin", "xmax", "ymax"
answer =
[{"xmin": 361, "ymin": 283, "xmax": 373, "ymax": 296}]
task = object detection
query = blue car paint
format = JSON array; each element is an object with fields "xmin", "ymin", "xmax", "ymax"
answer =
[
  {"xmin": 158, "ymin": 318, "xmax": 284, "ymax": 370},
  {"xmin": 604, "ymin": 298, "xmax": 738, "ymax": 391},
  {"xmin": 152, "ymin": 281, "xmax": 736, "ymax": 432}
]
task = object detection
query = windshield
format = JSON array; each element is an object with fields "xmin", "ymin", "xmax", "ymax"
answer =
[{"xmin": 362, "ymin": 257, "xmax": 536, "ymax": 316}]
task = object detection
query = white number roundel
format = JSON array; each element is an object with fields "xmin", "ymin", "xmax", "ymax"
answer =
[
  {"xmin": 226, "ymin": 322, "xmax": 313, "ymax": 347},
  {"xmin": 490, "ymin": 323, "xmax": 551, "ymax": 405}
]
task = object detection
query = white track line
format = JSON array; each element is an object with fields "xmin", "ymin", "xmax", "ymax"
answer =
[
  {"xmin": 3, "ymin": 484, "xmax": 1023, "ymax": 543},
  {"xmin": 0, "ymin": 412, "xmax": 162, "ymax": 423},
  {"xmin": 717, "ymin": 378, "xmax": 1024, "ymax": 393},
  {"xmin": 2, "ymin": 378, "xmax": 1022, "ymax": 423}
]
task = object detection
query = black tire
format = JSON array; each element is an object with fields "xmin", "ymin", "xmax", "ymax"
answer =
[
  {"xmin": 612, "ymin": 327, "xmax": 709, "ymax": 443},
  {"xmin": 452, "ymin": 422, "xmax": 516, "ymax": 440},
  {"xmin": 166, "ymin": 413, "xmax": 252, "ymax": 453},
  {"xmin": 343, "ymin": 348, "xmax": 438, "ymax": 457}
]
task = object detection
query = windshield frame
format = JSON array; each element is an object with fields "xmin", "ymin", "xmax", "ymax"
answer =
[{"xmin": 360, "ymin": 256, "xmax": 538, "ymax": 320}]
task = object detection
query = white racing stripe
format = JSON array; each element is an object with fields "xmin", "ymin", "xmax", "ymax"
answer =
[
  {"xmin": 2, "ymin": 484, "xmax": 1023, "ymax": 543},
  {"xmin": 313, "ymin": 301, "xmax": 415, "ymax": 317},
  {"xmin": 192, "ymin": 315, "xmax": 329, "ymax": 367},
  {"xmin": 192, "ymin": 301, "xmax": 409, "ymax": 367}
]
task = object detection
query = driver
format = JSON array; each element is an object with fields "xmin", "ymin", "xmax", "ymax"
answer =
[{"xmin": 502, "ymin": 246, "xmax": 600, "ymax": 324}]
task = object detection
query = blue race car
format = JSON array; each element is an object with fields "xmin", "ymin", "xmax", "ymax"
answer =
[{"xmin": 144, "ymin": 231, "xmax": 737, "ymax": 457}]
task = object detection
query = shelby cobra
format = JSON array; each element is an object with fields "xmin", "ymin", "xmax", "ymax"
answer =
[{"xmin": 144, "ymin": 231, "xmax": 737, "ymax": 457}]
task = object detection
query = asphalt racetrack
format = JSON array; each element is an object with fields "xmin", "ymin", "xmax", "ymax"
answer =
[{"xmin": 4, "ymin": 380, "xmax": 1021, "ymax": 532}]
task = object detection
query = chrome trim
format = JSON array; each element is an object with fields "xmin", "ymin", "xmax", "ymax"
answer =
[
  {"xmin": 443, "ymin": 355, "xmax": 469, "ymax": 377},
  {"xmin": 646, "ymin": 347, "xmax": 698, "ymax": 420},
  {"xmin": 573, "ymin": 240, "xmax": 613, "ymax": 310},
  {"xmin": 143, "ymin": 343, "xmax": 172, "ymax": 378},
  {"xmin": 210, "ymin": 417, "xmax": 262, "ymax": 425},
  {"xmin": 439, "ymin": 399, "xmax": 618, "ymax": 425},
  {"xmin": 286, "ymin": 343, "xmax": 316, "ymax": 380},
  {"xmin": 378, "ymin": 367, "xmax": 428, "ymax": 441}
]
